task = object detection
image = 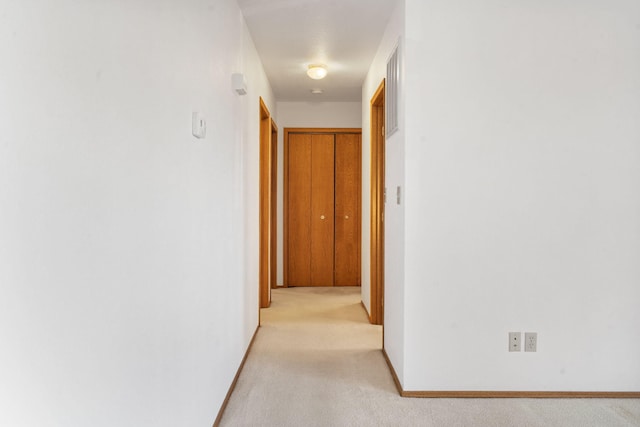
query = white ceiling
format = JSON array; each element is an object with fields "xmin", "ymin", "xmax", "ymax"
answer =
[{"xmin": 237, "ymin": 0, "xmax": 398, "ymax": 102}]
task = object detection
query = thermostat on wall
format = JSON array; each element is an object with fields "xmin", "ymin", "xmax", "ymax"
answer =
[{"xmin": 192, "ymin": 112, "xmax": 206, "ymax": 139}]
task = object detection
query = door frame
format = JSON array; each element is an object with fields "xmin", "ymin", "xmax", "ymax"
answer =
[
  {"xmin": 270, "ymin": 119, "xmax": 278, "ymax": 289},
  {"xmin": 370, "ymin": 80, "xmax": 385, "ymax": 325},
  {"xmin": 259, "ymin": 98, "xmax": 277, "ymax": 309},
  {"xmin": 283, "ymin": 127, "xmax": 362, "ymax": 288}
]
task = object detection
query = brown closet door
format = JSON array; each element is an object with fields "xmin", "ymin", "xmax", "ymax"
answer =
[
  {"xmin": 287, "ymin": 133, "xmax": 312, "ymax": 286},
  {"xmin": 334, "ymin": 133, "xmax": 361, "ymax": 286},
  {"xmin": 310, "ymin": 134, "xmax": 335, "ymax": 286}
]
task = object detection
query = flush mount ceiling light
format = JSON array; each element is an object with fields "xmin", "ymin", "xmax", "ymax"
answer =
[
  {"xmin": 311, "ymin": 89, "xmax": 323, "ymax": 94},
  {"xmin": 307, "ymin": 64, "xmax": 328, "ymax": 80}
]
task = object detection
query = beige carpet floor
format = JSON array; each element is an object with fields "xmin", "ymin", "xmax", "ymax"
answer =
[{"xmin": 218, "ymin": 287, "xmax": 640, "ymax": 427}]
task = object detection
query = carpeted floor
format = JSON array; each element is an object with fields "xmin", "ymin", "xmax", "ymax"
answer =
[{"xmin": 218, "ymin": 287, "xmax": 640, "ymax": 427}]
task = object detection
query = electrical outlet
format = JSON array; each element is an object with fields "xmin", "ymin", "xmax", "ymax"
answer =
[
  {"xmin": 509, "ymin": 332, "xmax": 521, "ymax": 352},
  {"xmin": 525, "ymin": 332, "xmax": 537, "ymax": 352}
]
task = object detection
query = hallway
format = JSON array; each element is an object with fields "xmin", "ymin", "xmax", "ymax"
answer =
[
  {"xmin": 219, "ymin": 287, "xmax": 390, "ymax": 426},
  {"xmin": 2, "ymin": 1, "xmax": 639, "ymax": 425},
  {"xmin": 218, "ymin": 288, "xmax": 640, "ymax": 427}
]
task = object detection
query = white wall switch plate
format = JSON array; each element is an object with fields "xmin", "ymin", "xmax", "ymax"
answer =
[{"xmin": 192, "ymin": 112, "xmax": 206, "ymax": 139}]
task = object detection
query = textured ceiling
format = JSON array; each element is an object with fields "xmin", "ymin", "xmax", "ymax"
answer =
[{"xmin": 237, "ymin": 0, "xmax": 398, "ymax": 102}]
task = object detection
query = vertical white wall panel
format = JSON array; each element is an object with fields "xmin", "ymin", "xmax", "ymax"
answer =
[
  {"xmin": 402, "ymin": 0, "xmax": 640, "ymax": 391},
  {"xmin": 361, "ymin": 0, "xmax": 407, "ymax": 385},
  {"xmin": 0, "ymin": 1, "xmax": 274, "ymax": 425}
]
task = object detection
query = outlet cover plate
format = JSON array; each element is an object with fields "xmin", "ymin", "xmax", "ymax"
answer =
[
  {"xmin": 509, "ymin": 332, "xmax": 521, "ymax": 352},
  {"xmin": 525, "ymin": 332, "xmax": 537, "ymax": 352}
]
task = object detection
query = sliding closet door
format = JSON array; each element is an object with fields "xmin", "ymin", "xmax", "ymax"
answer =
[
  {"xmin": 310, "ymin": 134, "xmax": 335, "ymax": 286},
  {"xmin": 334, "ymin": 133, "xmax": 361, "ymax": 286},
  {"xmin": 287, "ymin": 133, "xmax": 312, "ymax": 286}
]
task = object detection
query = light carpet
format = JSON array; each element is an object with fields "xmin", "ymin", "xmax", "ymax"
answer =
[{"xmin": 218, "ymin": 287, "xmax": 640, "ymax": 427}]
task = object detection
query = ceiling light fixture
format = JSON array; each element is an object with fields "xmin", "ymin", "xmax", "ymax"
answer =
[
  {"xmin": 311, "ymin": 89, "xmax": 323, "ymax": 94},
  {"xmin": 307, "ymin": 64, "xmax": 328, "ymax": 80}
]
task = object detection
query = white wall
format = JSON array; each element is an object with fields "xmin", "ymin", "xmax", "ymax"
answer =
[
  {"xmin": 401, "ymin": 0, "xmax": 640, "ymax": 391},
  {"xmin": 361, "ymin": 0, "xmax": 406, "ymax": 382},
  {"xmin": 276, "ymin": 102, "xmax": 362, "ymax": 130},
  {"xmin": 0, "ymin": 1, "xmax": 274, "ymax": 425},
  {"xmin": 275, "ymin": 102, "xmax": 361, "ymax": 286}
]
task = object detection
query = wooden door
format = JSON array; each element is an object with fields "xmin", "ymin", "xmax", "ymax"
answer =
[
  {"xmin": 287, "ymin": 133, "xmax": 312, "ymax": 286},
  {"xmin": 284, "ymin": 128, "xmax": 361, "ymax": 287},
  {"xmin": 335, "ymin": 133, "xmax": 361, "ymax": 286},
  {"xmin": 310, "ymin": 134, "xmax": 335, "ymax": 286}
]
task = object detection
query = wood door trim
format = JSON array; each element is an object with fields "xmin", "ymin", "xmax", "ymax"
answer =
[
  {"xmin": 370, "ymin": 80, "xmax": 385, "ymax": 325},
  {"xmin": 270, "ymin": 118, "xmax": 278, "ymax": 289},
  {"xmin": 259, "ymin": 97, "xmax": 274, "ymax": 309},
  {"xmin": 283, "ymin": 128, "xmax": 362, "ymax": 288},
  {"xmin": 283, "ymin": 129, "xmax": 290, "ymax": 287}
]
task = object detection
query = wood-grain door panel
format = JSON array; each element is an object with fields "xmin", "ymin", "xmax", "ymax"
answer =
[
  {"xmin": 335, "ymin": 133, "xmax": 361, "ymax": 286},
  {"xmin": 310, "ymin": 134, "xmax": 335, "ymax": 286},
  {"xmin": 287, "ymin": 133, "xmax": 312, "ymax": 286}
]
